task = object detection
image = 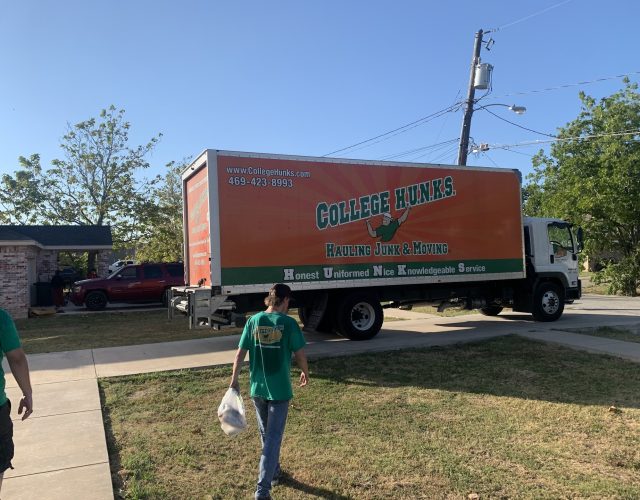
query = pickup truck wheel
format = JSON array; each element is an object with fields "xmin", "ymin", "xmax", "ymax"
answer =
[
  {"xmin": 85, "ymin": 291, "xmax": 107, "ymax": 311},
  {"xmin": 532, "ymin": 283, "xmax": 564, "ymax": 322},
  {"xmin": 336, "ymin": 293, "xmax": 383, "ymax": 341},
  {"xmin": 479, "ymin": 305, "xmax": 503, "ymax": 316}
]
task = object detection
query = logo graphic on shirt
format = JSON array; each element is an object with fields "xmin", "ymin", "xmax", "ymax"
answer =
[{"xmin": 253, "ymin": 325, "xmax": 283, "ymax": 345}]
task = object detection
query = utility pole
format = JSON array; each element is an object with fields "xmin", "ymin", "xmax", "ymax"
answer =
[{"xmin": 457, "ymin": 29, "xmax": 484, "ymax": 166}]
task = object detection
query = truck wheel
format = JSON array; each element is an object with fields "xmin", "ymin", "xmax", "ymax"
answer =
[
  {"xmin": 479, "ymin": 305, "xmax": 503, "ymax": 316},
  {"xmin": 85, "ymin": 291, "xmax": 107, "ymax": 311},
  {"xmin": 298, "ymin": 305, "xmax": 334, "ymax": 333},
  {"xmin": 532, "ymin": 283, "xmax": 564, "ymax": 322},
  {"xmin": 336, "ymin": 293, "xmax": 383, "ymax": 341}
]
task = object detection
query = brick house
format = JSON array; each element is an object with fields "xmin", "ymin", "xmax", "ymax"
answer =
[{"xmin": 0, "ymin": 226, "xmax": 113, "ymax": 319}]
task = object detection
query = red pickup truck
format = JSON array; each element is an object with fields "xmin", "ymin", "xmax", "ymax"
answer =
[{"xmin": 71, "ymin": 263, "xmax": 185, "ymax": 310}]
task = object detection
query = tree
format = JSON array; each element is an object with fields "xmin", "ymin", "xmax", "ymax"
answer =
[
  {"xmin": 0, "ymin": 106, "xmax": 161, "ymax": 269},
  {"xmin": 525, "ymin": 79, "xmax": 640, "ymax": 295},
  {"xmin": 135, "ymin": 159, "xmax": 186, "ymax": 263},
  {"xmin": 0, "ymin": 155, "xmax": 46, "ymax": 224}
]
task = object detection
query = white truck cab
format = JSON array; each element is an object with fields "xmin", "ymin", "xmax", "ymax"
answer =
[{"xmin": 522, "ymin": 217, "xmax": 583, "ymax": 320}]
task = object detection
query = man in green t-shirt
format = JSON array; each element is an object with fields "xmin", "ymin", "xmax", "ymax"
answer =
[
  {"xmin": 366, "ymin": 207, "xmax": 410, "ymax": 242},
  {"xmin": 230, "ymin": 284, "xmax": 309, "ymax": 500},
  {"xmin": 0, "ymin": 309, "xmax": 33, "ymax": 492}
]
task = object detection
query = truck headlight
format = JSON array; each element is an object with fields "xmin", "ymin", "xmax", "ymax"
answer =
[{"xmin": 73, "ymin": 286, "xmax": 82, "ymax": 294}]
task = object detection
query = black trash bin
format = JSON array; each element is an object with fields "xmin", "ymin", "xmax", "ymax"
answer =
[{"xmin": 34, "ymin": 282, "xmax": 53, "ymax": 307}]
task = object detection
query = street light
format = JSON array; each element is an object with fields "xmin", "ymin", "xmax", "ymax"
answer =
[
  {"xmin": 475, "ymin": 103, "xmax": 526, "ymax": 115},
  {"xmin": 458, "ymin": 101, "xmax": 527, "ymax": 165}
]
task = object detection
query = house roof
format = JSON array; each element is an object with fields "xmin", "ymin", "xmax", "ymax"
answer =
[{"xmin": 0, "ymin": 225, "xmax": 113, "ymax": 249}]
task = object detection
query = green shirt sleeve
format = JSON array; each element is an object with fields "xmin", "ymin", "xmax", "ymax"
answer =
[
  {"xmin": 287, "ymin": 317, "xmax": 306, "ymax": 352},
  {"xmin": 238, "ymin": 315, "xmax": 254, "ymax": 350},
  {"xmin": 0, "ymin": 309, "xmax": 21, "ymax": 353}
]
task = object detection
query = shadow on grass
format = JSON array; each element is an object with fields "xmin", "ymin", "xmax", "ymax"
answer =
[
  {"xmin": 308, "ymin": 335, "xmax": 640, "ymax": 409},
  {"xmin": 98, "ymin": 384, "xmax": 125, "ymax": 499},
  {"xmin": 280, "ymin": 473, "xmax": 352, "ymax": 499}
]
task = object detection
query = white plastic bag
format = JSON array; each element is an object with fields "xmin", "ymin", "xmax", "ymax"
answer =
[{"xmin": 217, "ymin": 388, "xmax": 247, "ymax": 437}]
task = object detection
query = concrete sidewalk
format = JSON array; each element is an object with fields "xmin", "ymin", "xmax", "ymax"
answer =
[
  {"xmin": 2, "ymin": 300, "xmax": 640, "ymax": 499},
  {"xmin": 3, "ymin": 354, "xmax": 112, "ymax": 499}
]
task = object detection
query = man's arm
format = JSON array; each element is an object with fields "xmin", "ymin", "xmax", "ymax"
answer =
[
  {"xmin": 398, "ymin": 206, "xmax": 410, "ymax": 225},
  {"xmin": 294, "ymin": 349, "xmax": 309, "ymax": 387},
  {"xmin": 366, "ymin": 220, "xmax": 377, "ymax": 238},
  {"xmin": 5, "ymin": 348, "xmax": 32, "ymax": 420},
  {"xmin": 229, "ymin": 348, "xmax": 247, "ymax": 392}
]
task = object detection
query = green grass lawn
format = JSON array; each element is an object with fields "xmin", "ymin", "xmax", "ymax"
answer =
[
  {"xmin": 100, "ymin": 336, "xmax": 640, "ymax": 499},
  {"xmin": 564, "ymin": 326, "xmax": 640, "ymax": 344},
  {"xmin": 15, "ymin": 310, "xmax": 240, "ymax": 354},
  {"xmin": 13, "ymin": 307, "xmax": 446, "ymax": 354}
]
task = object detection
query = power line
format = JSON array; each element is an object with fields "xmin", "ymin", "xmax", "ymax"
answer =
[
  {"xmin": 378, "ymin": 138, "xmax": 459, "ymax": 161},
  {"xmin": 429, "ymin": 143, "xmax": 461, "ymax": 164},
  {"xmin": 411, "ymin": 141, "xmax": 460, "ymax": 162},
  {"xmin": 494, "ymin": 148, "xmax": 535, "ymax": 158},
  {"xmin": 483, "ymin": 108, "xmax": 557, "ymax": 138},
  {"xmin": 488, "ymin": 71, "xmax": 640, "ymax": 99},
  {"xmin": 322, "ymin": 104, "xmax": 461, "ymax": 157},
  {"xmin": 433, "ymin": 90, "xmax": 462, "ymax": 145},
  {"xmin": 481, "ymin": 152, "xmax": 500, "ymax": 168},
  {"xmin": 488, "ymin": 129, "xmax": 640, "ymax": 150},
  {"xmin": 492, "ymin": 0, "xmax": 573, "ymax": 32},
  {"xmin": 331, "ymin": 109, "xmax": 457, "ymax": 158},
  {"xmin": 322, "ymin": 67, "xmax": 638, "ymax": 160}
]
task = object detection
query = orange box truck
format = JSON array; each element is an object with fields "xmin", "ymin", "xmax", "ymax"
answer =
[{"xmin": 170, "ymin": 150, "xmax": 582, "ymax": 339}]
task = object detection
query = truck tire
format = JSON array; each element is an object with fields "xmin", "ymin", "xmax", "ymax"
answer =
[
  {"xmin": 532, "ymin": 282, "xmax": 564, "ymax": 322},
  {"xmin": 479, "ymin": 305, "xmax": 503, "ymax": 316},
  {"xmin": 298, "ymin": 305, "xmax": 334, "ymax": 333},
  {"xmin": 335, "ymin": 292, "xmax": 383, "ymax": 341},
  {"xmin": 298, "ymin": 305, "xmax": 310, "ymax": 325},
  {"xmin": 85, "ymin": 291, "xmax": 108, "ymax": 311}
]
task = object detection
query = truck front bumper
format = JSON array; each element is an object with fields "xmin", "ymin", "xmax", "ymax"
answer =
[{"xmin": 566, "ymin": 279, "xmax": 582, "ymax": 300}]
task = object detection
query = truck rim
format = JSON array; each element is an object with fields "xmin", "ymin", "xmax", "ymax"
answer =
[
  {"xmin": 350, "ymin": 302, "xmax": 376, "ymax": 331},
  {"xmin": 541, "ymin": 290, "xmax": 560, "ymax": 315}
]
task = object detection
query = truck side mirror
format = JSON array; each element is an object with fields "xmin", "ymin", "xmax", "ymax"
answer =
[{"xmin": 576, "ymin": 227, "xmax": 584, "ymax": 253}]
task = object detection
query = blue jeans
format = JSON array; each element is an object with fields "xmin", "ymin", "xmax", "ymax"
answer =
[{"xmin": 252, "ymin": 397, "xmax": 289, "ymax": 498}]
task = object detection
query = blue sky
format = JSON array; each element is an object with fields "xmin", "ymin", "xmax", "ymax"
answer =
[{"xmin": 1, "ymin": 0, "xmax": 637, "ymax": 182}]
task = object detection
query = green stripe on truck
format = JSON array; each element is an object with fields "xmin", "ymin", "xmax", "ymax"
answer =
[{"xmin": 221, "ymin": 259, "xmax": 524, "ymax": 286}]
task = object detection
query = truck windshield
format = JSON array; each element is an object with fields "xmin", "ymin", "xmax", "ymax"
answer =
[{"xmin": 548, "ymin": 223, "xmax": 574, "ymax": 255}]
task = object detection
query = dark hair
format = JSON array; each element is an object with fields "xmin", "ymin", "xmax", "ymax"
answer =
[{"xmin": 264, "ymin": 283, "xmax": 291, "ymax": 308}]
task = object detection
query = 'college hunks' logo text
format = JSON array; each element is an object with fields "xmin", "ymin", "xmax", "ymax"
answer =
[{"xmin": 315, "ymin": 175, "xmax": 456, "ymax": 258}]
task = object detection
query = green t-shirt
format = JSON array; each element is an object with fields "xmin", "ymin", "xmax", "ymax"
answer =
[
  {"xmin": 0, "ymin": 309, "xmax": 22, "ymax": 407},
  {"xmin": 239, "ymin": 311, "xmax": 306, "ymax": 401},
  {"xmin": 375, "ymin": 219, "xmax": 400, "ymax": 242}
]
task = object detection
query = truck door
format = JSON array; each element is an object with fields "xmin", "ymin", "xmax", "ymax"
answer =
[
  {"xmin": 547, "ymin": 222, "xmax": 580, "ymax": 288},
  {"xmin": 547, "ymin": 223, "xmax": 574, "ymax": 264}
]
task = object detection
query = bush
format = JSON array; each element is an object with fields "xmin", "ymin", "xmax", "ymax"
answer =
[{"xmin": 593, "ymin": 253, "xmax": 640, "ymax": 296}]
